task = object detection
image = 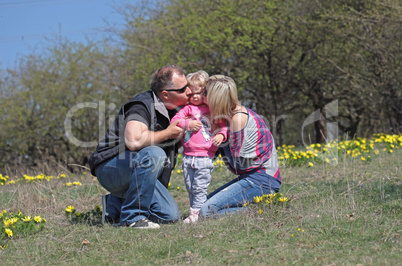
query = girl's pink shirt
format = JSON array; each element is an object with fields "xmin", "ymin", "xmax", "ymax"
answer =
[{"xmin": 171, "ymin": 104, "xmax": 228, "ymax": 157}]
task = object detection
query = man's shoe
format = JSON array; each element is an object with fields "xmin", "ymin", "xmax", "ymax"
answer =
[
  {"xmin": 129, "ymin": 218, "xmax": 160, "ymax": 229},
  {"xmin": 101, "ymin": 194, "xmax": 110, "ymax": 225}
]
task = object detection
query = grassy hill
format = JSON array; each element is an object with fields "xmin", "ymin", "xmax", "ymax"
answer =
[{"xmin": 0, "ymin": 144, "xmax": 400, "ymax": 264}]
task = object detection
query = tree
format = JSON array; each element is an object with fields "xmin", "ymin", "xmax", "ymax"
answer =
[{"xmin": 0, "ymin": 39, "xmax": 123, "ymax": 171}]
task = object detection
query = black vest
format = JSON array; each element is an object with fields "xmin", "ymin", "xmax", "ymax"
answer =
[{"xmin": 88, "ymin": 90, "xmax": 179, "ymax": 187}]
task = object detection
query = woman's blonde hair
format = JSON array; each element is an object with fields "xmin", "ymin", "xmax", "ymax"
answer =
[
  {"xmin": 186, "ymin": 70, "xmax": 209, "ymax": 92},
  {"xmin": 206, "ymin": 75, "xmax": 239, "ymax": 122}
]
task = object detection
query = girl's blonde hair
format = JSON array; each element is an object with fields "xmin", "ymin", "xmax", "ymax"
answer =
[
  {"xmin": 186, "ymin": 70, "xmax": 209, "ymax": 92},
  {"xmin": 206, "ymin": 75, "xmax": 239, "ymax": 122}
]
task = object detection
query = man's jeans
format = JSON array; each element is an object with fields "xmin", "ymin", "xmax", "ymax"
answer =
[
  {"xmin": 96, "ymin": 146, "xmax": 180, "ymax": 225},
  {"xmin": 199, "ymin": 176, "xmax": 276, "ymax": 217}
]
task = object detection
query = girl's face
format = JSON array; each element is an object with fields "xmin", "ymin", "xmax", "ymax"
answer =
[{"xmin": 189, "ymin": 86, "xmax": 204, "ymax": 106}]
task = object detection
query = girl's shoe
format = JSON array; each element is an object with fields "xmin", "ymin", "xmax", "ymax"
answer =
[{"xmin": 183, "ymin": 208, "xmax": 200, "ymax": 223}]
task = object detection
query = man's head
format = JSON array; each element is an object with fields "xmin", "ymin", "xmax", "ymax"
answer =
[{"xmin": 151, "ymin": 64, "xmax": 191, "ymax": 109}]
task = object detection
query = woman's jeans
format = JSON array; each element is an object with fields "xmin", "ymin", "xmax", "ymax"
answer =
[
  {"xmin": 200, "ymin": 175, "xmax": 279, "ymax": 217},
  {"xmin": 96, "ymin": 146, "xmax": 180, "ymax": 225}
]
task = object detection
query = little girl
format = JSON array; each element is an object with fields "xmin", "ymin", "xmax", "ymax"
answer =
[{"xmin": 171, "ymin": 70, "xmax": 228, "ymax": 223}]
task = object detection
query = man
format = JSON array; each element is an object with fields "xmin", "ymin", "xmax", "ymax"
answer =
[{"xmin": 89, "ymin": 65, "xmax": 191, "ymax": 228}]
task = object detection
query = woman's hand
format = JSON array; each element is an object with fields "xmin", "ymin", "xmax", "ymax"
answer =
[{"xmin": 212, "ymin": 133, "xmax": 224, "ymax": 146}]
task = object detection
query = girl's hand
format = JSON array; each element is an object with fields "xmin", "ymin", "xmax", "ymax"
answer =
[
  {"xmin": 212, "ymin": 134, "xmax": 224, "ymax": 146},
  {"xmin": 189, "ymin": 120, "xmax": 202, "ymax": 131}
]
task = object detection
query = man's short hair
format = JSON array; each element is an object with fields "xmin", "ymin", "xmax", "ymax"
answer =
[{"xmin": 150, "ymin": 64, "xmax": 186, "ymax": 94}]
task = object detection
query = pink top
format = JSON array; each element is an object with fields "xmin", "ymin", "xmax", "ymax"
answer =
[{"xmin": 171, "ymin": 104, "xmax": 228, "ymax": 157}]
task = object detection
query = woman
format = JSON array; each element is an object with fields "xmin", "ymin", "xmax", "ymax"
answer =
[{"xmin": 200, "ymin": 75, "xmax": 281, "ymax": 217}]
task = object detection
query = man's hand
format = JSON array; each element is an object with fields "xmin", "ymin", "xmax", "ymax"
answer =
[
  {"xmin": 166, "ymin": 119, "xmax": 184, "ymax": 139},
  {"xmin": 188, "ymin": 120, "xmax": 203, "ymax": 131},
  {"xmin": 212, "ymin": 133, "xmax": 224, "ymax": 146}
]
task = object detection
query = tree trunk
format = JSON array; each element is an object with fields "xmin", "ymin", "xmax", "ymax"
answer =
[{"xmin": 314, "ymin": 108, "xmax": 327, "ymax": 143}]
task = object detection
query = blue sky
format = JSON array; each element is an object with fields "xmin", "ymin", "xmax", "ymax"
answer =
[{"xmin": 0, "ymin": 0, "xmax": 128, "ymax": 69}]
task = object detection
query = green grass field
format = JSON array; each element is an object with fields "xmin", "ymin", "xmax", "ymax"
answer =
[{"xmin": 0, "ymin": 148, "xmax": 400, "ymax": 264}]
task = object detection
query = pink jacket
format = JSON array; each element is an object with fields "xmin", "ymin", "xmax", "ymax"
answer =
[{"xmin": 171, "ymin": 104, "xmax": 228, "ymax": 157}]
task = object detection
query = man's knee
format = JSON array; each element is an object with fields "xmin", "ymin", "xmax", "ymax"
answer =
[
  {"xmin": 166, "ymin": 208, "xmax": 181, "ymax": 223},
  {"xmin": 134, "ymin": 146, "xmax": 167, "ymax": 169}
]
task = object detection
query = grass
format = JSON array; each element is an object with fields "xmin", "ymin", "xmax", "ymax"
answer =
[{"xmin": 0, "ymin": 149, "xmax": 400, "ymax": 264}]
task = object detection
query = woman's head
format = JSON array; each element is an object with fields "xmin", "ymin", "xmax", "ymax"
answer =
[
  {"xmin": 187, "ymin": 70, "xmax": 209, "ymax": 106},
  {"xmin": 205, "ymin": 75, "xmax": 239, "ymax": 121}
]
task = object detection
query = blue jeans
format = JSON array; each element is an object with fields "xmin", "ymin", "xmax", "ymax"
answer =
[
  {"xmin": 199, "ymin": 175, "xmax": 277, "ymax": 217},
  {"xmin": 96, "ymin": 146, "xmax": 180, "ymax": 225}
]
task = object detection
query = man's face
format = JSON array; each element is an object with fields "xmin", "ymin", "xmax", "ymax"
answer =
[{"xmin": 164, "ymin": 73, "xmax": 191, "ymax": 109}]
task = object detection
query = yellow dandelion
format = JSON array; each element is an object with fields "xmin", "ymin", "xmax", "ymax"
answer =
[
  {"xmin": 5, "ymin": 228, "xmax": 13, "ymax": 238},
  {"xmin": 34, "ymin": 216, "xmax": 43, "ymax": 223},
  {"xmin": 308, "ymin": 162, "xmax": 314, "ymax": 167},
  {"xmin": 177, "ymin": 186, "xmax": 180, "ymax": 190},
  {"xmin": 22, "ymin": 216, "xmax": 31, "ymax": 222},
  {"xmin": 258, "ymin": 208, "xmax": 263, "ymax": 215},
  {"xmin": 278, "ymin": 197, "xmax": 289, "ymax": 202},
  {"xmin": 253, "ymin": 196, "xmax": 262, "ymax": 203},
  {"xmin": 3, "ymin": 219, "xmax": 11, "ymax": 227},
  {"xmin": 65, "ymin": 205, "xmax": 74, "ymax": 213},
  {"xmin": 361, "ymin": 157, "xmax": 365, "ymax": 161}
]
